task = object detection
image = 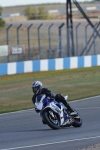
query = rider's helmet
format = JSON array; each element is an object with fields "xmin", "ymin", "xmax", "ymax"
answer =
[{"xmin": 32, "ymin": 81, "xmax": 42, "ymax": 94}]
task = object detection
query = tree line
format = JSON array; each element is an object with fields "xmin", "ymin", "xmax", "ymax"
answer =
[
  {"xmin": 0, "ymin": 6, "xmax": 5, "ymax": 27},
  {"xmin": 0, "ymin": 0, "xmax": 99, "ymax": 25},
  {"xmin": 24, "ymin": 6, "xmax": 49, "ymax": 20}
]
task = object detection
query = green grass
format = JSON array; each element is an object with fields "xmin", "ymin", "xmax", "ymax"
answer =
[{"xmin": 0, "ymin": 66, "xmax": 100, "ymax": 114}]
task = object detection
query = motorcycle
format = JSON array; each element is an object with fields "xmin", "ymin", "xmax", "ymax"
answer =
[{"xmin": 35, "ymin": 94, "xmax": 82, "ymax": 130}]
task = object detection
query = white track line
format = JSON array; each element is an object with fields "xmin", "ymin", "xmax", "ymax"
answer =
[
  {"xmin": 0, "ymin": 109, "xmax": 34, "ymax": 116},
  {"xmin": 70, "ymin": 95, "xmax": 100, "ymax": 103},
  {"xmin": 76, "ymin": 107, "xmax": 100, "ymax": 110},
  {"xmin": 0, "ymin": 95, "xmax": 100, "ymax": 116},
  {"xmin": 1, "ymin": 135, "xmax": 100, "ymax": 150}
]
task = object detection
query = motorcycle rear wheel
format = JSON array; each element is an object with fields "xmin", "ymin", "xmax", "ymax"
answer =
[{"xmin": 72, "ymin": 114, "xmax": 82, "ymax": 127}]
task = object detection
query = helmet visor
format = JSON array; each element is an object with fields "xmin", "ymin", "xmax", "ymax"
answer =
[{"xmin": 32, "ymin": 87, "xmax": 38, "ymax": 93}]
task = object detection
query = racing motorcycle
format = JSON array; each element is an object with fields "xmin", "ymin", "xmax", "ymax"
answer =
[{"xmin": 35, "ymin": 94, "xmax": 82, "ymax": 130}]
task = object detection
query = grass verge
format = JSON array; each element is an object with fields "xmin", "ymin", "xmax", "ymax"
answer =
[{"xmin": 0, "ymin": 66, "xmax": 100, "ymax": 114}]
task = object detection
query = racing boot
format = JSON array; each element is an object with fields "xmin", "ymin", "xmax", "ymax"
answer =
[
  {"xmin": 65, "ymin": 102, "xmax": 78, "ymax": 116},
  {"xmin": 61, "ymin": 96, "xmax": 78, "ymax": 116},
  {"xmin": 55, "ymin": 94, "xmax": 78, "ymax": 115}
]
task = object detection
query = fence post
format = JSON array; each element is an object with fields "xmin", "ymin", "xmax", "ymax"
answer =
[
  {"xmin": 99, "ymin": 21, "xmax": 100, "ymax": 34},
  {"xmin": 85, "ymin": 23, "xmax": 97, "ymax": 55},
  {"xmin": 6, "ymin": 24, "xmax": 12, "ymax": 62},
  {"xmin": 76, "ymin": 23, "xmax": 81, "ymax": 56},
  {"xmin": 93, "ymin": 26, "xmax": 96, "ymax": 55},
  {"xmin": 27, "ymin": 24, "xmax": 33, "ymax": 59},
  {"xmin": 81, "ymin": 23, "xmax": 99, "ymax": 56},
  {"xmin": 67, "ymin": 26, "xmax": 70, "ymax": 57},
  {"xmin": 17, "ymin": 24, "xmax": 22, "ymax": 61},
  {"xmin": 48, "ymin": 23, "xmax": 53, "ymax": 58},
  {"xmin": 85, "ymin": 23, "xmax": 89, "ymax": 55},
  {"xmin": 37, "ymin": 23, "xmax": 43, "ymax": 59},
  {"xmin": 6, "ymin": 24, "xmax": 12, "ymax": 45},
  {"xmin": 58, "ymin": 23, "xmax": 65, "ymax": 58}
]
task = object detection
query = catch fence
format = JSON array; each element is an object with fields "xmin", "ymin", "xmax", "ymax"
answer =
[{"xmin": 0, "ymin": 20, "xmax": 100, "ymax": 63}]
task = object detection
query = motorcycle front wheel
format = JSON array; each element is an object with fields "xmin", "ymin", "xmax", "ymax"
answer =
[{"xmin": 43, "ymin": 110, "xmax": 60, "ymax": 130}]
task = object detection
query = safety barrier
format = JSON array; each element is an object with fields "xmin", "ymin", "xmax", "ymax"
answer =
[
  {"xmin": 48, "ymin": 6, "xmax": 100, "ymax": 13},
  {"xmin": 1, "ymin": 6, "xmax": 100, "ymax": 18},
  {"xmin": 0, "ymin": 55, "xmax": 100, "ymax": 76}
]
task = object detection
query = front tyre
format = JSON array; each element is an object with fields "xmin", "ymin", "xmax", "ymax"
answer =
[{"xmin": 43, "ymin": 111, "xmax": 60, "ymax": 130}]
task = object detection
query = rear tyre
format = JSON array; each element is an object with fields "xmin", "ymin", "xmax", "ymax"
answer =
[{"xmin": 72, "ymin": 114, "xmax": 82, "ymax": 127}]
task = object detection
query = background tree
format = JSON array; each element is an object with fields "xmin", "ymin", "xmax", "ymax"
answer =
[
  {"xmin": 0, "ymin": 6, "xmax": 2, "ymax": 14},
  {"xmin": 24, "ymin": 6, "xmax": 48, "ymax": 20},
  {"xmin": 24, "ymin": 6, "xmax": 37, "ymax": 20},
  {"xmin": 38, "ymin": 6, "xmax": 48, "ymax": 19},
  {"xmin": 0, "ymin": 6, "xmax": 5, "ymax": 27}
]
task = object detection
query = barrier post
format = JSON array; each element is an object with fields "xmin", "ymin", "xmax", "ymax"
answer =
[
  {"xmin": 17, "ymin": 24, "xmax": 22, "ymax": 61},
  {"xmin": 58, "ymin": 23, "xmax": 65, "ymax": 57},
  {"xmin": 48, "ymin": 23, "xmax": 53, "ymax": 58},
  {"xmin": 27, "ymin": 24, "xmax": 33, "ymax": 59},
  {"xmin": 6, "ymin": 24, "xmax": 12, "ymax": 62},
  {"xmin": 37, "ymin": 23, "xmax": 43, "ymax": 59}
]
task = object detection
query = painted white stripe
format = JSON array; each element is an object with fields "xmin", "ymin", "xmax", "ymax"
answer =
[
  {"xmin": 24, "ymin": 61, "xmax": 32, "ymax": 73},
  {"xmin": 40, "ymin": 59, "xmax": 48, "ymax": 71},
  {"xmin": 72, "ymin": 8, "xmax": 78, "ymax": 11},
  {"xmin": 1, "ymin": 135, "xmax": 100, "ymax": 150},
  {"xmin": 84, "ymin": 56, "xmax": 91, "ymax": 67},
  {"xmin": 0, "ymin": 109, "xmax": 34, "ymax": 116},
  {"xmin": 48, "ymin": 10, "xmax": 58, "ymax": 13},
  {"xmin": 48, "ymin": 6, "xmax": 99, "ymax": 13},
  {"xmin": 70, "ymin": 95, "xmax": 100, "ymax": 103},
  {"xmin": 10, "ymin": 13, "xmax": 20, "ymax": 17},
  {"xmin": 70, "ymin": 57, "xmax": 78, "ymax": 69},
  {"xmin": 97, "ymin": 55, "xmax": 100, "ymax": 66},
  {"xmin": 76, "ymin": 107, "xmax": 100, "ymax": 110},
  {"xmin": 0, "ymin": 106, "xmax": 100, "ymax": 117},
  {"xmin": 7, "ymin": 62, "xmax": 16, "ymax": 75},
  {"xmin": 86, "ymin": 7, "xmax": 96, "ymax": 10},
  {"xmin": 55, "ymin": 58, "xmax": 63, "ymax": 70}
]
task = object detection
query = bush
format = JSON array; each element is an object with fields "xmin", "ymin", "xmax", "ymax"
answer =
[
  {"xmin": 24, "ymin": 6, "xmax": 48, "ymax": 20},
  {"xmin": 0, "ymin": 18, "xmax": 5, "ymax": 27},
  {"xmin": 0, "ymin": 6, "xmax": 5, "ymax": 27}
]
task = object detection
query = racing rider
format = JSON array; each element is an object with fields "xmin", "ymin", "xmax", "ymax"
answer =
[{"xmin": 31, "ymin": 81, "xmax": 76, "ymax": 115}]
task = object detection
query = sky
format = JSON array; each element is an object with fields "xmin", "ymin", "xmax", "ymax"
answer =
[{"xmin": 0, "ymin": 0, "xmax": 92, "ymax": 7}]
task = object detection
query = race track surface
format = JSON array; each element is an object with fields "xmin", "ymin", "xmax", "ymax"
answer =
[{"xmin": 0, "ymin": 96, "xmax": 100, "ymax": 150}]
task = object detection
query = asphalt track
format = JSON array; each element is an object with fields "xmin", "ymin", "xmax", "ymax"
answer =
[{"xmin": 0, "ymin": 96, "xmax": 100, "ymax": 150}]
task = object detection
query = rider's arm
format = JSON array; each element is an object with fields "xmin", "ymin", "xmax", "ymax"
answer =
[
  {"xmin": 32, "ymin": 95, "xmax": 40, "ymax": 113},
  {"xmin": 32, "ymin": 94, "xmax": 36, "ymax": 104},
  {"xmin": 41, "ymin": 88, "xmax": 55, "ymax": 98}
]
